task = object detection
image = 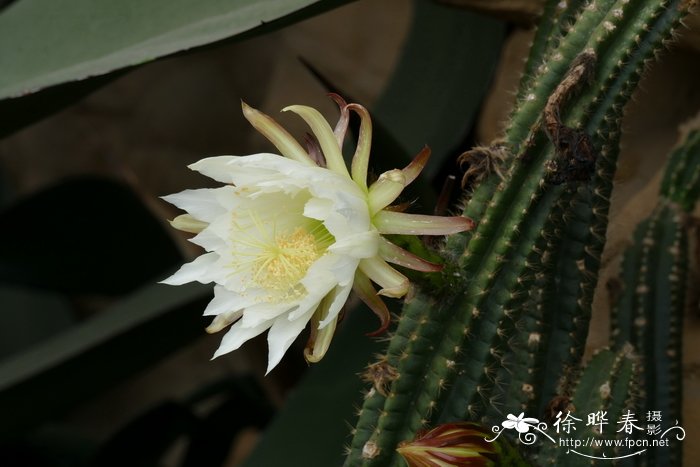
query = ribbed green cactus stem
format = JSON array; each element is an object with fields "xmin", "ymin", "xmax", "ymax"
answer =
[
  {"xmin": 482, "ymin": 186, "xmax": 589, "ymax": 421},
  {"xmin": 345, "ymin": 1, "xmax": 691, "ymax": 466},
  {"xmin": 436, "ymin": 0, "xmax": 682, "ymax": 424},
  {"xmin": 609, "ymin": 126, "xmax": 700, "ymax": 466},
  {"xmin": 536, "ymin": 347, "xmax": 638, "ymax": 465}
]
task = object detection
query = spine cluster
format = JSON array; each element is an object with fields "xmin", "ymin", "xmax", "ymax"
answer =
[
  {"xmin": 346, "ymin": 1, "xmax": 692, "ymax": 465},
  {"xmin": 608, "ymin": 128, "xmax": 700, "ymax": 466}
]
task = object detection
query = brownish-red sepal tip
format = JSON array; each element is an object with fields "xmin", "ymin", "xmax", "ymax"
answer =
[
  {"xmin": 380, "ymin": 238, "xmax": 444, "ymax": 273},
  {"xmin": 363, "ymin": 293, "xmax": 391, "ymax": 337},
  {"xmin": 303, "ymin": 132, "xmax": 325, "ymax": 167},
  {"xmin": 327, "ymin": 92, "xmax": 348, "ymax": 109},
  {"xmin": 328, "ymin": 93, "xmax": 350, "ymax": 147},
  {"xmin": 353, "ymin": 271, "xmax": 392, "ymax": 336},
  {"xmin": 403, "ymin": 145, "xmax": 432, "ymax": 186},
  {"xmin": 365, "ymin": 316, "xmax": 391, "ymax": 337},
  {"xmin": 464, "ymin": 216, "xmax": 477, "ymax": 231}
]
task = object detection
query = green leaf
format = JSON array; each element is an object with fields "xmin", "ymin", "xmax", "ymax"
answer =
[
  {"xmin": 241, "ymin": 306, "xmax": 385, "ymax": 467},
  {"xmin": 373, "ymin": 0, "xmax": 505, "ymax": 182},
  {"xmin": 0, "ymin": 177, "xmax": 182, "ymax": 295},
  {"xmin": 181, "ymin": 376, "xmax": 275, "ymax": 467},
  {"xmin": 92, "ymin": 402, "xmax": 197, "ymax": 467},
  {"xmin": 0, "ymin": 71, "xmax": 125, "ymax": 140},
  {"xmin": 0, "ymin": 285, "xmax": 75, "ymax": 360},
  {"xmin": 0, "ymin": 281, "xmax": 211, "ymax": 438},
  {"xmin": 0, "ymin": 0, "xmax": 354, "ymax": 101}
]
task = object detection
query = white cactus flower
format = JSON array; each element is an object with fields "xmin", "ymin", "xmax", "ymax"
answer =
[{"xmin": 162, "ymin": 96, "xmax": 473, "ymax": 373}]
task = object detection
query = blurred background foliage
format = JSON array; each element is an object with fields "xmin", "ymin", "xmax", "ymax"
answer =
[{"xmin": 1, "ymin": 0, "xmax": 700, "ymax": 466}]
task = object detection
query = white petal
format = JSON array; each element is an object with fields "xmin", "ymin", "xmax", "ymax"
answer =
[
  {"xmin": 328, "ymin": 256, "xmax": 360, "ymax": 287},
  {"xmin": 169, "ymin": 214, "xmax": 207, "ymax": 234},
  {"xmin": 190, "ymin": 226, "xmax": 226, "ymax": 251},
  {"xmin": 288, "ymin": 285, "xmax": 333, "ymax": 321},
  {"xmin": 308, "ymin": 186, "xmax": 370, "ymax": 235},
  {"xmin": 305, "ymin": 313, "xmax": 338, "ymax": 363},
  {"xmin": 241, "ymin": 301, "xmax": 297, "ymax": 328},
  {"xmin": 213, "ymin": 319, "xmax": 272, "ymax": 359},
  {"xmin": 160, "ymin": 252, "xmax": 219, "ymax": 285},
  {"xmin": 205, "ymin": 213, "xmax": 235, "ymax": 248},
  {"xmin": 188, "ymin": 156, "xmax": 239, "ymax": 184},
  {"xmin": 203, "ymin": 286, "xmax": 243, "ymax": 316},
  {"xmin": 205, "ymin": 309, "xmax": 243, "ymax": 333},
  {"xmin": 318, "ymin": 283, "xmax": 353, "ymax": 328},
  {"xmin": 328, "ymin": 230, "xmax": 379, "ymax": 258},
  {"xmin": 303, "ymin": 197, "xmax": 333, "ymax": 222},
  {"xmin": 162, "ymin": 187, "xmax": 230, "ymax": 223},
  {"xmin": 266, "ymin": 306, "xmax": 317, "ymax": 374},
  {"xmin": 358, "ymin": 256, "xmax": 409, "ymax": 297},
  {"xmin": 291, "ymin": 256, "xmax": 344, "ymax": 320},
  {"xmin": 191, "ymin": 154, "xmax": 311, "ymax": 187}
]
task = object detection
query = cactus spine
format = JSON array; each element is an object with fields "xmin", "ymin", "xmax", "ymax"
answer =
[
  {"xmin": 536, "ymin": 348, "xmax": 637, "ymax": 465},
  {"xmin": 609, "ymin": 128, "xmax": 700, "ymax": 466},
  {"xmin": 346, "ymin": 1, "xmax": 692, "ymax": 466}
]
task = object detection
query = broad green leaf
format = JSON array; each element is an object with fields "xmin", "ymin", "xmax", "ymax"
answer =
[
  {"xmin": 241, "ymin": 306, "xmax": 385, "ymax": 467},
  {"xmin": 0, "ymin": 71, "xmax": 124, "ymax": 140},
  {"xmin": 0, "ymin": 281, "xmax": 211, "ymax": 437},
  {"xmin": 0, "ymin": 285, "xmax": 75, "ymax": 360},
  {"xmin": 0, "ymin": 177, "xmax": 182, "ymax": 295},
  {"xmin": 374, "ymin": 1, "xmax": 504, "ymax": 182},
  {"xmin": 0, "ymin": 0, "xmax": 353, "ymax": 100}
]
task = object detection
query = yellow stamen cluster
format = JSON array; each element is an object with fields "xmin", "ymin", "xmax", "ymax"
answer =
[{"xmin": 252, "ymin": 226, "xmax": 320, "ymax": 293}]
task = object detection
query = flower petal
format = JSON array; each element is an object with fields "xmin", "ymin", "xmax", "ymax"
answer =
[
  {"xmin": 303, "ymin": 191, "xmax": 371, "ymax": 238},
  {"xmin": 359, "ymin": 256, "xmax": 409, "ymax": 298},
  {"xmin": 374, "ymin": 211, "xmax": 475, "ymax": 235},
  {"xmin": 241, "ymin": 301, "xmax": 297, "ymax": 328},
  {"xmin": 318, "ymin": 282, "xmax": 353, "ymax": 328},
  {"xmin": 160, "ymin": 252, "xmax": 220, "ymax": 285},
  {"xmin": 329, "ymin": 93, "xmax": 350, "ymax": 148},
  {"xmin": 347, "ymin": 103, "xmax": 372, "ymax": 191},
  {"xmin": 205, "ymin": 309, "xmax": 243, "ymax": 333},
  {"xmin": 352, "ymin": 270, "xmax": 391, "ymax": 336},
  {"xmin": 189, "ymin": 154, "xmax": 293, "ymax": 186},
  {"xmin": 241, "ymin": 101, "xmax": 315, "ymax": 165},
  {"xmin": 162, "ymin": 187, "xmax": 230, "ymax": 223},
  {"xmin": 304, "ymin": 287, "xmax": 345, "ymax": 363},
  {"xmin": 368, "ymin": 169, "xmax": 406, "ymax": 215},
  {"xmin": 402, "ymin": 146, "xmax": 431, "ymax": 186},
  {"xmin": 213, "ymin": 318, "xmax": 273, "ymax": 359},
  {"xmin": 304, "ymin": 312, "xmax": 338, "ymax": 363},
  {"xmin": 282, "ymin": 105, "xmax": 350, "ymax": 178},
  {"xmin": 190, "ymin": 219, "xmax": 228, "ymax": 252},
  {"xmin": 293, "ymin": 254, "xmax": 349, "ymax": 321},
  {"xmin": 202, "ymin": 286, "xmax": 241, "ymax": 316},
  {"xmin": 169, "ymin": 214, "xmax": 207, "ymax": 234},
  {"xmin": 378, "ymin": 237, "xmax": 443, "ymax": 272},
  {"xmin": 328, "ymin": 230, "xmax": 379, "ymax": 259},
  {"xmin": 266, "ymin": 306, "xmax": 317, "ymax": 374}
]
